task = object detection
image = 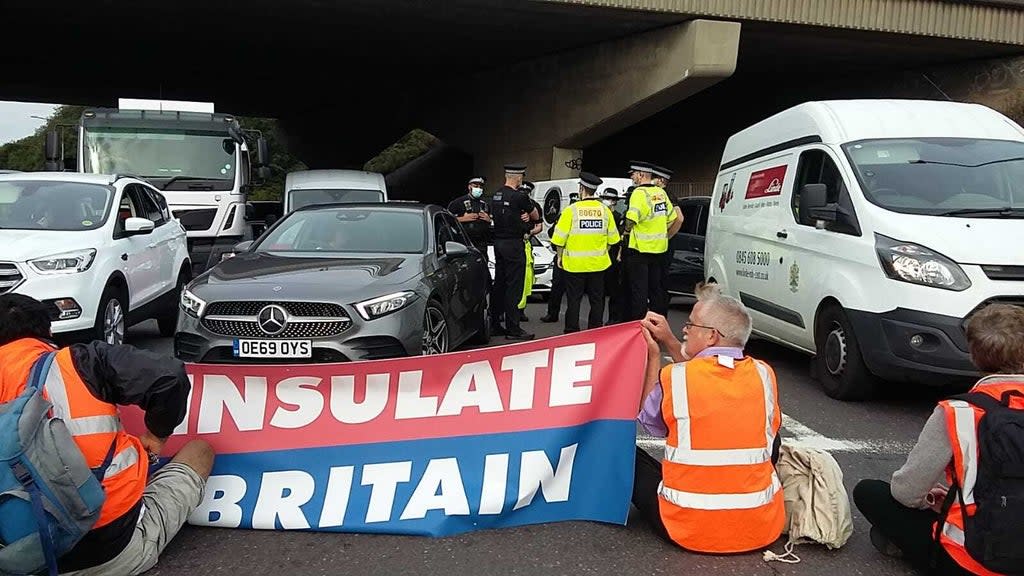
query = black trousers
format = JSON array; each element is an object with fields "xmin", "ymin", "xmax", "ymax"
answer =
[
  {"xmin": 546, "ymin": 263, "xmax": 566, "ymax": 319},
  {"xmin": 627, "ymin": 249, "xmax": 668, "ymax": 321},
  {"xmin": 853, "ymin": 480, "xmax": 969, "ymax": 575},
  {"xmin": 632, "ymin": 447, "xmax": 673, "ymax": 543},
  {"xmin": 491, "ymin": 238, "xmax": 527, "ymax": 332},
  {"xmin": 609, "ymin": 247, "xmax": 630, "ymax": 323},
  {"xmin": 563, "ymin": 271, "xmax": 605, "ymax": 333}
]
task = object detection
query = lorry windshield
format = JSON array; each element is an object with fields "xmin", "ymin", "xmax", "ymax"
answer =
[
  {"xmin": 82, "ymin": 127, "xmax": 236, "ymax": 184},
  {"xmin": 288, "ymin": 189, "xmax": 385, "ymax": 211},
  {"xmin": 843, "ymin": 138, "xmax": 1024, "ymax": 217},
  {"xmin": 0, "ymin": 181, "xmax": 113, "ymax": 231}
]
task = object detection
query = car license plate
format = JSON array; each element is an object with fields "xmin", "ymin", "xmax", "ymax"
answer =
[{"xmin": 233, "ymin": 339, "xmax": 312, "ymax": 359}]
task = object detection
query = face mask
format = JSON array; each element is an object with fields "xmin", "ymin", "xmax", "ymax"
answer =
[
  {"xmin": 470, "ymin": 187, "xmax": 483, "ymax": 198},
  {"xmin": 603, "ymin": 199, "xmax": 615, "ymax": 207}
]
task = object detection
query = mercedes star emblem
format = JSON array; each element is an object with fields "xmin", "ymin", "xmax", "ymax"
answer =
[{"xmin": 257, "ymin": 304, "xmax": 288, "ymax": 336}]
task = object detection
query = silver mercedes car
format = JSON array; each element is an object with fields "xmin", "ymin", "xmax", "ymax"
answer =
[{"xmin": 174, "ymin": 203, "xmax": 490, "ymax": 363}]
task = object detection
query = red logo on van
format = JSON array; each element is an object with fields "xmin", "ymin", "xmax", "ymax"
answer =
[{"xmin": 745, "ymin": 166, "xmax": 788, "ymax": 200}]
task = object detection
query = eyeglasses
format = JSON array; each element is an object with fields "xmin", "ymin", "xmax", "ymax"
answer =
[{"xmin": 683, "ymin": 322, "xmax": 724, "ymax": 337}]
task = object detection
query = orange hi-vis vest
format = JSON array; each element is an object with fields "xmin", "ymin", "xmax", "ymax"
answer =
[
  {"xmin": 658, "ymin": 354, "xmax": 785, "ymax": 553},
  {"xmin": 0, "ymin": 339, "xmax": 147, "ymax": 528},
  {"xmin": 936, "ymin": 376, "xmax": 1024, "ymax": 576}
]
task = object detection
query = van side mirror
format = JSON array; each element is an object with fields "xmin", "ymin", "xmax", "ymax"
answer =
[
  {"xmin": 798, "ymin": 183, "xmax": 837, "ymax": 224},
  {"xmin": 44, "ymin": 130, "xmax": 62, "ymax": 171},
  {"xmin": 244, "ymin": 202, "xmax": 255, "ymax": 220}
]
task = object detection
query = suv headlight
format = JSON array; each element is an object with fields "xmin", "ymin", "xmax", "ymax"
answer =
[
  {"xmin": 355, "ymin": 291, "xmax": 416, "ymax": 321},
  {"xmin": 180, "ymin": 288, "xmax": 207, "ymax": 318},
  {"xmin": 875, "ymin": 234, "xmax": 971, "ymax": 291},
  {"xmin": 29, "ymin": 249, "xmax": 97, "ymax": 275}
]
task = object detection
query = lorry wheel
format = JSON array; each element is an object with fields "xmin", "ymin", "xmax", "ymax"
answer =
[
  {"xmin": 158, "ymin": 269, "xmax": 189, "ymax": 337},
  {"xmin": 814, "ymin": 304, "xmax": 876, "ymax": 401}
]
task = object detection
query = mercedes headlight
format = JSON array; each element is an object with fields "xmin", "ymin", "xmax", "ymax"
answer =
[
  {"xmin": 875, "ymin": 234, "xmax": 970, "ymax": 291},
  {"xmin": 29, "ymin": 249, "xmax": 97, "ymax": 275},
  {"xmin": 180, "ymin": 288, "xmax": 207, "ymax": 318},
  {"xmin": 355, "ymin": 291, "xmax": 416, "ymax": 321}
]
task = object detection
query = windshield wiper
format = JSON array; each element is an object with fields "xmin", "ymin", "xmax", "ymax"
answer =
[
  {"xmin": 909, "ymin": 157, "xmax": 1024, "ymax": 168},
  {"xmin": 143, "ymin": 176, "xmax": 229, "ymax": 190},
  {"xmin": 936, "ymin": 207, "xmax": 1024, "ymax": 218}
]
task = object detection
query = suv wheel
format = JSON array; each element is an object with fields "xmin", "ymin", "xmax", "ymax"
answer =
[
  {"xmin": 158, "ymin": 269, "xmax": 189, "ymax": 337},
  {"xmin": 95, "ymin": 284, "xmax": 127, "ymax": 346}
]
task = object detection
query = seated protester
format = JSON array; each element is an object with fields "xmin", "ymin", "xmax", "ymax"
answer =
[
  {"xmin": 636, "ymin": 282, "xmax": 784, "ymax": 553},
  {"xmin": 0, "ymin": 294, "xmax": 213, "ymax": 576},
  {"xmin": 855, "ymin": 303, "xmax": 1024, "ymax": 576}
]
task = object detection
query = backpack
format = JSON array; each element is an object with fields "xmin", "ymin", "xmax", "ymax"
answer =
[
  {"xmin": 940, "ymin": 390, "xmax": 1024, "ymax": 575},
  {"xmin": 0, "ymin": 352, "xmax": 114, "ymax": 576},
  {"xmin": 764, "ymin": 445, "xmax": 853, "ymax": 564}
]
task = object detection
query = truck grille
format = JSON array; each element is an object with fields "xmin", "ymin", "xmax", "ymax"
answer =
[
  {"xmin": 0, "ymin": 263, "xmax": 24, "ymax": 294},
  {"xmin": 174, "ymin": 208, "xmax": 217, "ymax": 232},
  {"xmin": 201, "ymin": 301, "xmax": 352, "ymax": 339}
]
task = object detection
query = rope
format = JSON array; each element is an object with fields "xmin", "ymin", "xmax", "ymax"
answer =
[{"xmin": 763, "ymin": 541, "xmax": 801, "ymax": 564}]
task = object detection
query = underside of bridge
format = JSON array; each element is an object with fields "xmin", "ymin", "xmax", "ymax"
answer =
[{"xmin": 4, "ymin": 0, "xmax": 1023, "ymax": 200}]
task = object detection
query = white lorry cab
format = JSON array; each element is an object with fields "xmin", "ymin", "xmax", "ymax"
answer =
[
  {"xmin": 704, "ymin": 99, "xmax": 1024, "ymax": 400},
  {"xmin": 283, "ymin": 170, "xmax": 388, "ymax": 215},
  {"xmin": 532, "ymin": 176, "xmax": 632, "ymax": 243}
]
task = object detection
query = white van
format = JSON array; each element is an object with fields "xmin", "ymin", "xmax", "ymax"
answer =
[
  {"xmin": 283, "ymin": 170, "xmax": 388, "ymax": 215},
  {"xmin": 705, "ymin": 99, "xmax": 1024, "ymax": 400},
  {"xmin": 532, "ymin": 177, "xmax": 632, "ymax": 243}
]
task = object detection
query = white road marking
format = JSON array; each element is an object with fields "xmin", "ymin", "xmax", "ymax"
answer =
[{"xmin": 636, "ymin": 413, "xmax": 914, "ymax": 455}]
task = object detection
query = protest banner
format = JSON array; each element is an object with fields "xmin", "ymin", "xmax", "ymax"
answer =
[{"xmin": 123, "ymin": 323, "xmax": 645, "ymax": 536}]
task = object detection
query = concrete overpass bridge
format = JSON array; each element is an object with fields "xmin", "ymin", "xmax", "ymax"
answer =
[{"xmin": 4, "ymin": 0, "xmax": 1024, "ymax": 197}]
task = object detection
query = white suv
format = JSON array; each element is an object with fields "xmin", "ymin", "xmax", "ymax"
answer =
[{"xmin": 0, "ymin": 172, "xmax": 190, "ymax": 344}]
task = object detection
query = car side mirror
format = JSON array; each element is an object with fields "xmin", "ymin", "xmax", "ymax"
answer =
[
  {"xmin": 233, "ymin": 240, "xmax": 254, "ymax": 252},
  {"xmin": 124, "ymin": 217, "xmax": 155, "ymax": 236},
  {"xmin": 444, "ymin": 241, "xmax": 469, "ymax": 258},
  {"xmin": 798, "ymin": 183, "xmax": 837, "ymax": 224}
]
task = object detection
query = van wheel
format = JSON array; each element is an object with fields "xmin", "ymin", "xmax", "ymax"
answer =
[
  {"xmin": 95, "ymin": 284, "xmax": 128, "ymax": 346},
  {"xmin": 158, "ymin": 269, "xmax": 189, "ymax": 337},
  {"xmin": 814, "ymin": 305, "xmax": 876, "ymax": 401}
]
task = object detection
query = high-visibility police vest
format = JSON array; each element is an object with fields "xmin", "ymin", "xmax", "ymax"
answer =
[
  {"xmin": 658, "ymin": 355, "xmax": 785, "ymax": 553},
  {"xmin": 0, "ymin": 339, "xmax": 147, "ymax": 528},
  {"xmin": 936, "ymin": 376, "xmax": 1024, "ymax": 576},
  {"xmin": 549, "ymin": 199, "xmax": 620, "ymax": 273},
  {"xmin": 626, "ymin": 185, "xmax": 675, "ymax": 254}
]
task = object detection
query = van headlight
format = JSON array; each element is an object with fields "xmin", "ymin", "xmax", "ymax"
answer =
[
  {"xmin": 875, "ymin": 234, "xmax": 970, "ymax": 291},
  {"xmin": 29, "ymin": 249, "xmax": 96, "ymax": 274},
  {"xmin": 355, "ymin": 291, "xmax": 416, "ymax": 321},
  {"xmin": 180, "ymin": 288, "xmax": 207, "ymax": 318}
]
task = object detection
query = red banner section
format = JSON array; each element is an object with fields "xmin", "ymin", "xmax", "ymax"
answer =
[
  {"xmin": 745, "ymin": 165, "xmax": 788, "ymax": 199},
  {"xmin": 122, "ymin": 324, "xmax": 646, "ymax": 456}
]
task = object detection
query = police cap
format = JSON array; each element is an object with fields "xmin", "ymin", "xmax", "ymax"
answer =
[
  {"xmin": 650, "ymin": 164, "xmax": 673, "ymax": 180},
  {"xmin": 599, "ymin": 187, "xmax": 619, "ymax": 199},
  {"xmin": 468, "ymin": 177, "xmax": 486, "ymax": 185},
  {"xmin": 518, "ymin": 180, "xmax": 536, "ymax": 194},
  {"xmin": 629, "ymin": 160, "xmax": 654, "ymax": 173},
  {"xmin": 504, "ymin": 163, "xmax": 527, "ymax": 175},
  {"xmin": 579, "ymin": 172, "xmax": 603, "ymax": 191}
]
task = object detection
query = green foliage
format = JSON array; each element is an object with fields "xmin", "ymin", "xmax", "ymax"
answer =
[
  {"xmin": 237, "ymin": 116, "xmax": 306, "ymax": 201},
  {"xmin": 364, "ymin": 129, "xmax": 439, "ymax": 174},
  {"xmin": 0, "ymin": 105, "xmax": 85, "ymax": 171}
]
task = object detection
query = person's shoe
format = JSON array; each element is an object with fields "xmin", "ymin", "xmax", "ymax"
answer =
[
  {"xmin": 520, "ymin": 311, "xmax": 529, "ymax": 322},
  {"xmin": 869, "ymin": 527, "xmax": 903, "ymax": 558},
  {"xmin": 491, "ymin": 322, "xmax": 507, "ymax": 336},
  {"xmin": 540, "ymin": 315, "xmax": 559, "ymax": 323},
  {"xmin": 505, "ymin": 330, "xmax": 535, "ymax": 341}
]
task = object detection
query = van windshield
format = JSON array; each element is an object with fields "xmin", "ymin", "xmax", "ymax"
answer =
[
  {"xmin": 843, "ymin": 138, "xmax": 1024, "ymax": 217},
  {"xmin": 289, "ymin": 189, "xmax": 384, "ymax": 211}
]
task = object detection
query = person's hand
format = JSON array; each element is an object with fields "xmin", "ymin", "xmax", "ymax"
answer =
[
  {"xmin": 641, "ymin": 326, "xmax": 661, "ymax": 359},
  {"xmin": 520, "ymin": 212, "xmax": 530, "ymax": 223},
  {"xmin": 557, "ymin": 255, "xmax": 563, "ymax": 269},
  {"xmin": 139, "ymin": 430, "xmax": 167, "ymax": 460},
  {"xmin": 466, "ymin": 212, "xmax": 480, "ymax": 221},
  {"xmin": 479, "ymin": 212, "xmax": 491, "ymax": 222},
  {"xmin": 926, "ymin": 486, "xmax": 949, "ymax": 513},
  {"xmin": 641, "ymin": 312, "xmax": 674, "ymax": 345}
]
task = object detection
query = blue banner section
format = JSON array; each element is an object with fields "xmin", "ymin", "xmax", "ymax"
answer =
[{"xmin": 189, "ymin": 420, "xmax": 637, "ymax": 536}]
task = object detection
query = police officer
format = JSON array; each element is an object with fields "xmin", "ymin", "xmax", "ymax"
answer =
[
  {"xmin": 623, "ymin": 161, "xmax": 677, "ymax": 320},
  {"xmin": 516, "ymin": 183, "xmax": 543, "ymax": 322},
  {"xmin": 447, "ymin": 177, "xmax": 492, "ymax": 257},
  {"xmin": 651, "ymin": 164, "xmax": 684, "ymax": 308},
  {"xmin": 550, "ymin": 172, "xmax": 620, "ymax": 333},
  {"xmin": 540, "ymin": 190, "xmax": 580, "ymax": 324},
  {"xmin": 489, "ymin": 163, "xmax": 539, "ymax": 341},
  {"xmin": 599, "ymin": 187, "xmax": 625, "ymax": 323}
]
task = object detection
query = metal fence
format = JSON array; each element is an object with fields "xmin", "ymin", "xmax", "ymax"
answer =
[{"xmin": 666, "ymin": 181, "xmax": 715, "ymax": 199}]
